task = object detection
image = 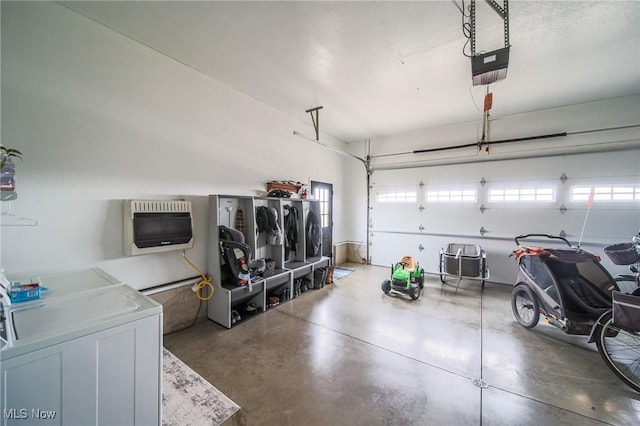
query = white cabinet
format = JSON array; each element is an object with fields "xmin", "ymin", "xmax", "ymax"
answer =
[
  {"xmin": 1, "ymin": 280, "xmax": 162, "ymax": 426},
  {"xmin": 207, "ymin": 195, "xmax": 330, "ymax": 328}
]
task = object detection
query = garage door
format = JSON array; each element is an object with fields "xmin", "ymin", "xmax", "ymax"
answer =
[{"xmin": 368, "ymin": 150, "xmax": 640, "ymax": 284}]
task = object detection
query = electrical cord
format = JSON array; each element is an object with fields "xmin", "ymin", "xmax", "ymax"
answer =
[
  {"xmin": 452, "ymin": 0, "xmax": 473, "ymax": 57},
  {"xmin": 181, "ymin": 251, "xmax": 214, "ymax": 301}
]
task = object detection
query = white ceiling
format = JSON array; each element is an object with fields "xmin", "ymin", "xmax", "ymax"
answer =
[{"xmin": 61, "ymin": 1, "xmax": 640, "ymax": 143}]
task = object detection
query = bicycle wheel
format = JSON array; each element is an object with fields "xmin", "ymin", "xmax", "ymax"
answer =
[
  {"xmin": 595, "ymin": 311, "xmax": 640, "ymax": 392},
  {"xmin": 511, "ymin": 284, "xmax": 540, "ymax": 328}
]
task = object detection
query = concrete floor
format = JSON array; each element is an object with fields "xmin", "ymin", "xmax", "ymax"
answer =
[{"xmin": 164, "ymin": 264, "xmax": 640, "ymax": 425}]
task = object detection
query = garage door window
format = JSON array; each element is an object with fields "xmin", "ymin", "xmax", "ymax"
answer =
[
  {"xmin": 571, "ymin": 185, "xmax": 640, "ymax": 202},
  {"xmin": 489, "ymin": 187, "xmax": 554, "ymax": 202},
  {"xmin": 377, "ymin": 192, "xmax": 417, "ymax": 203},
  {"xmin": 425, "ymin": 189, "xmax": 476, "ymax": 202}
]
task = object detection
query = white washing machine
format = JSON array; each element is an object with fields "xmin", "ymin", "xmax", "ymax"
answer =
[{"xmin": 0, "ymin": 268, "xmax": 163, "ymax": 426}]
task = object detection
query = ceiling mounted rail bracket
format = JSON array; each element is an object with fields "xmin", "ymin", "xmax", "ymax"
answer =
[
  {"xmin": 306, "ymin": 106, "xmax": 324, "ymax": 141},
  {"xmin": 485, "ymin": 0, "xmax": 509, "ymax": 25},
  {"xmin": 471, "ymin": 0, "xmax": 510, "ymax": 55}
]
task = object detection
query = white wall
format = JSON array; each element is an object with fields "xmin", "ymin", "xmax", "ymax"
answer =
[{"xmin": 0, "ymin": 2, "xmax": 348, "ymax": 288}]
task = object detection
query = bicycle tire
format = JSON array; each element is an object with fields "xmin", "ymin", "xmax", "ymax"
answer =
[{"xmin": 595, "ymin": 311, "xmax": 640, "ymax": 393}]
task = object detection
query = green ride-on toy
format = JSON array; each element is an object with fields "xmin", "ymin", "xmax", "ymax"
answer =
[{"xmin": 381, "ymin": 255, "xmax": 425, "ymax": 300}]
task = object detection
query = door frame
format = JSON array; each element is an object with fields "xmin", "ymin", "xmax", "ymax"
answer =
[{"xmin": 310, "ymin": 181, "xmax": 333, "ymax": 261}]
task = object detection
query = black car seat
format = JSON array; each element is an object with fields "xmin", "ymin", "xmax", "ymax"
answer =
[{"xmin": 219, "ymin": 226, "xmax": 264, "ymax": 285}]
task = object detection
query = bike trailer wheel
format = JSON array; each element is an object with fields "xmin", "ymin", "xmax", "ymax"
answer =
[{"xmin": 511, "ymin": 284, "xmax": 540, "ymax": 329}]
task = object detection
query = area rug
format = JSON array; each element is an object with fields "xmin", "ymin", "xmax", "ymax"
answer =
[
  {"xmin": 333, "ymin": 266, "xmax": 354, "ymax": 280},
  {"xmin": 163, "ymin": 348, "xmax": 240, "ymax": 426}
]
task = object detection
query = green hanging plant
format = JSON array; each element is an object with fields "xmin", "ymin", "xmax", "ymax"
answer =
[{"xmin": 0, "ymin": 147, "xmax": 22, "ymax": 169}]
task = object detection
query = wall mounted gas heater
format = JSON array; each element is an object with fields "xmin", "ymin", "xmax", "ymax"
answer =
[{"xmin": 123, "ymin": 199, "xmax": 193, "ymax": 256}]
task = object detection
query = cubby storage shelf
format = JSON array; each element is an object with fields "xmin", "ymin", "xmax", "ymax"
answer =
[
  {"xmin": 264, "ymin": 269, "xmax": 291, "ymax": 291},
  {"xmin": 208, "ymin": 278, "xmax": 265, "ymax": 328},
  {"xmin": 308, "ymin": 256, "xmax": 331, "ymax": 268},
  {"xmin": 207, "ymin": 194, "xmax": 331, "ymax": 328},
  {"xmin": 285, "ymin": 260, "xmax": 313, "ymax": 279}
]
